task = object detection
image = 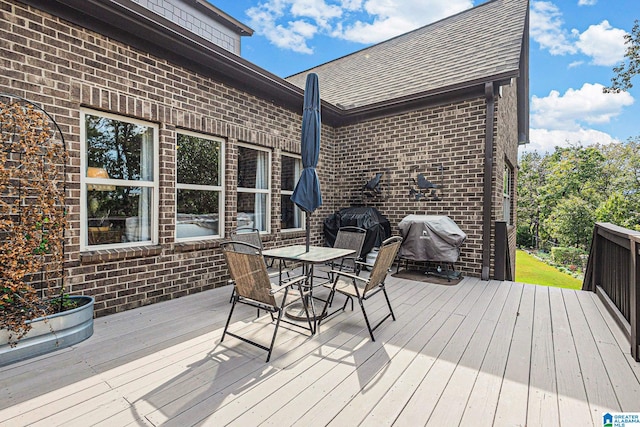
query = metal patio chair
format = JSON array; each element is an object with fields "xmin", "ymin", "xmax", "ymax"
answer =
[
  {"xmin": 227, "ymin": 228, "xmax": 291, "ymax": 302},
  {"xmin": 319, "ymin": 236, "xmax": 402, "ymax": 341},
  {"xmin": 221, "ymin": 241, "xmax": 313, "ymax": 362},
  {"xmin": 230, "ymin": 227, "xmax": 263, "ymax": 251},
  {"xmin": 329, "ymin": 226, "xmax": 367, "ymax": 277}
]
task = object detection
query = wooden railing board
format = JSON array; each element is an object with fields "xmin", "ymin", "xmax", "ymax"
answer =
[{"xmin": 583, "ymin": 222, "xmax": 640, "ymax": 362}]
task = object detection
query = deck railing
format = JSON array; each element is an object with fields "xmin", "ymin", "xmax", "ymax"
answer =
[{"xmin": 583, "ymin": 222, "xmax": 640, "ymax": 361}]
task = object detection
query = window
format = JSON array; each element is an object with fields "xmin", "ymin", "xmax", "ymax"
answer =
[
  {"xmin": 237, "ymin": 144, "xmax": 271, "ymax": 232},
  {"xmin": 176, "ymin": 131, "xmax": 224, "ymax": 240},
  {"xmin": 503, "ymin": 164, "xmax": 513, "ymax": 225},
  {"xmin": 81, "ymin": 110, "xmax": 158, "ymax": 249},
  {"xmin": 281, "ymin": 154, "xmax": 304, "ymax": 230}
]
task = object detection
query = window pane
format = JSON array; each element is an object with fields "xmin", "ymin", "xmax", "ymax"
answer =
[
  {"xmin": 177, "ymin": 134, "xmax": 220, "ymax": 186},
  {"xmin": 238, "ymin": 192, "xmax": 267, "ymax": 232},
  {"xmin": 238, "ymin": 146, "xmax": 268, "ymax": 189},
  {"xmin": 281, "ymin": 195, "xmax": 303, "ymax": 229},
  {"xmin": 177, "ymin": 189, "xmax": 220, "ymax": 238},
  {"xmin": 86, "ymin": 186, "xmax": 152, "ymax": 244},
  {"xmin": 85, "ymin": 114, "xmax": 154, "ymax": 181},
  {"xmin": 281, "ymin": 156, "xmax": 299, "ymax": 191}
]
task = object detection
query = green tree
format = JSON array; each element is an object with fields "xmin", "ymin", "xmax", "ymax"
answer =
[
  {"xmin": 517, "ymin": 142, "xmax": 640, "ymax": 250},
  {"xmin": 595, "ymin": 192, "xmax": 635, "ymax": 228},
  {"xmin": 606, "ymin": 20, "xmax": 640, "ymax": 93},
  {"xmin": 544, "ymin": 196, "xmax": 595, "ymax": 249},
  {"xmin": 598, "ymin": 139, "xmax": 640, "ymax": 229},
  {"xmin": 516, "ymin": 151, "xmax": 546, "ymax": 247},
  {"xmin": 536, "ymin": 145, "xmax": 606, "ymax": 246}
]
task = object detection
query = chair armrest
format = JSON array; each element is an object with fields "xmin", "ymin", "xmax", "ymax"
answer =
[
  {"xmin": 355, "ymin": 260, "xmax": 373, "ymax": 268},
  {"xmin": 270, "ymin": 275, "xmax": 307, "ymax": 294},
  {"xmin": 331, "ymin": 270, "xmax": 368, "ymax": 284}
]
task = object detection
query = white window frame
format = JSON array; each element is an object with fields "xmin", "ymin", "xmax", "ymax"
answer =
[
  {"xmin": 175, "ymin": 130, "xmax": 225, "ymax": 242},
  {"xmin": 237, "ymin": 143, "xmax": 271, "ymax": 233},
  {"xmin": 503, "ymin": 164, "xmax": 512, "ymax": 225},
  {"xmin": 80, "ymin": 109, "xmax": 159, "ymax": 251},
  {"xmin": 280, "ymin": 153, "xmax": 305, "ymax": 232}
]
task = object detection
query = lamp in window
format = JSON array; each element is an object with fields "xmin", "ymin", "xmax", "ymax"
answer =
[
  {"xmin": 87, "ymin": 167, "xmax": 115, "ymax": 191},
  {"xmin": 87, "ymin": 167, "xmax": 115, "ymax": 237}
]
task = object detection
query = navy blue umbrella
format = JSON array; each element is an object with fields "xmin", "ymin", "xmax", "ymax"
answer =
[{"xmin": 291, "ymin": 73, "xmax": 322, "ymax": 251}]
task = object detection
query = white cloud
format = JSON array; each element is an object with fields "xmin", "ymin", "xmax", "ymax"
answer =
[
  {"xmin": 531, "ymin": 83, "xmax": 634, "ymax": 131},
  {"xmin": 526, "ymin": 83, "xmax": 633, "ymax": 155},
  {"xmin": 530, "ymin": 1, "xmax": 626, "ymax": 66},
  {"xmin": 523, "ymin": 128, "xmax": 619, "ymax": 154},
  {"xmin": 289, "ymin": 0, "xmax": 343, "ymax": 28},
  {"xmin": 247, "ymin": 0, "xmax": 473, "ymax": 52},
  {"xmin": 530, "ymin": 1, "xmax": 577, "ymax": 55},
  {"xmin": 575, "ymin": 21, "xmax": 627, "ymax": 66},
  {"xmin": 335, "ymin": 0, "xmax": 472, "ymax": 43},
  {"xmin": 247, "ymin": 1, "xmax": 323, "ymax": 53},
  {"xmin": 578, "ymin": 0, "xmax": 596, "ymax": 5},
  {"xmin": 340, "ymin": 0, "xmax": 363, "ymax": 10}
]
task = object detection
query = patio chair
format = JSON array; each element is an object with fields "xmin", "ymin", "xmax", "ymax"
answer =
[
  {"xmin": 231, "ymin": 227, "xmax": 263, "ymax": 251},
  {"xmin": 318, "ymin": 236, "xmax": 402, "ymax": 341},
  {"xmin": 227, "ymin": 228, "xmax": 290, "ymax": 302},
  {"xmin": 232, "ymin": 226, "xmax": 289, "ymax": 270},
  {"xmin": 221, "ymin": 241, "xmax": 313, "ymax": 362},
  {"xmin": 328, "ymin": 226, "xmax": 367, "ymax": 277}
]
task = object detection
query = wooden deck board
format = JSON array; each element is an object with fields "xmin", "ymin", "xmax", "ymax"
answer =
[
  {"xmin": 527, "ymin": 285, "xmax": 560, "ymax": 426},
  {"xmin": 426, "ymin": 280, "xmax": 515, "ymax": 426},
  {"xmin": 563, "ymin": 288, "xmax": 621, "ymax": 424},
  {"xmin": 175, "ymin": 282, "xmax": 424, "ymax": 426},
  {"xmin": 392, "ymin": 279, "xmax": 500, "ymax": 426},
  {"xmin": 489, "ymin": 282, "xmax": 534, "ymax": 427},
  {"xmin": 1, "ymin": 275, "xmax": 639, "ymax": 427},
  {"xmin": 549, "ymin": 288, "xmax": 593, "ymax": 427},
  {"xmin": 575, "ymin": 291, "xmax": 640, "ymax": 412}
]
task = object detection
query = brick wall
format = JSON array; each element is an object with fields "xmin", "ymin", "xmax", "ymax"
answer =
[
  {"xmin": 334, "ymin": 100, "xmax": 488, "ymax": 277},
  {"xmin": 495, "ymin": 81, "xmax": 520, "ymax": 277},
  {"xmin": 0, "ymin": 1, "xmax": 338, "ymax": 316},
  {"xmin": 1, "ymin": 1, "xmax": 520, "ymax": 316}
]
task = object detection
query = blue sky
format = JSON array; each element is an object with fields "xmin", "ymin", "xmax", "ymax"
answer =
[{"xmin": 219, "ymin": 0, "xmax": 640, "ymax": 154}]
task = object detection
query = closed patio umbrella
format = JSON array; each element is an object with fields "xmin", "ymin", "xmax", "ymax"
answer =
[{"xmin": 291, "ymin": 73, "xmax": 322, "ymax": 252}]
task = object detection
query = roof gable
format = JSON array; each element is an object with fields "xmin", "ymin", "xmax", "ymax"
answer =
[{"xmin": 286, "ymin": 0, "xmax": 529, "ymax": 110}]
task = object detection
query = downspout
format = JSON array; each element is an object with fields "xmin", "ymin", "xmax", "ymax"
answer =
[{"xmin": 482, "ymin": 82, "xmax": 495, "ymax": 281}]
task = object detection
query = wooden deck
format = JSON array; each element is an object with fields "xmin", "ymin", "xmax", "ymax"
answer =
[{"xmin": 1, "ymin": 273, "xmax": 639, "ymax": 426}]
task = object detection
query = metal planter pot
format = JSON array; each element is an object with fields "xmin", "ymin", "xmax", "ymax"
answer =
[{"xmin": 0, "ymin": 296, "xmax": 94, "ymax": 366}]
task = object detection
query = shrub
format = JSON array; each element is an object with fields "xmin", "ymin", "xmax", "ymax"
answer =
[{"xmin": 551, "ymin": 246, "xmax": 587, "ymax": 268}]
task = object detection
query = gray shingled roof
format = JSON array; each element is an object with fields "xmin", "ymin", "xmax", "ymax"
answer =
[{"xmin": 286, "ymin": 0, "xmax": 528, "ymax": 110}]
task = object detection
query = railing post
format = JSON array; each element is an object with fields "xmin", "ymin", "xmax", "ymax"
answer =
[
  {"xmin": 590, "ymin": 225, "xmax": 599, "ymax": 292},
  {"xmin": 495, "ymin": 221, "xmax": 506, "ymax": 281},
  {"xmin": 631, "ymin": 236, "xmax": 639, "ymax": 361}
]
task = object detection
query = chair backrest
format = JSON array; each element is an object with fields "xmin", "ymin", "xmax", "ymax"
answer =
[
  {"xmin": 333, "ymin": 226, "xmax": 367, "ymax": 259},
  {"xmin": 364, "ymin": 236, "xmax": 402, "ymax": 294},
  {"xmin": 221, "ymin": 241, "xmax": 275, "ymax": 306},
  {"xmin": 230, "ymin": 227, "xmax": 263, "ymax": 253}
]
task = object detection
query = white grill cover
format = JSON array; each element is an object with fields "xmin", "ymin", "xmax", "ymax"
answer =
[{"xmin": 398, "ymin": 215, "xmax": 466, "ymax": 262}]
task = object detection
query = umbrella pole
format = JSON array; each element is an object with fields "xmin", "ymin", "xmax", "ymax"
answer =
[{"xmin": 306, "ymin": 214, "xmax": 311, "ymax": 252}]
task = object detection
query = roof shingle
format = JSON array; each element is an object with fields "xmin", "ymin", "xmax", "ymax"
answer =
[{"xmin": 286, "ymin": 0, "xmax": 529, "ymax": 110}]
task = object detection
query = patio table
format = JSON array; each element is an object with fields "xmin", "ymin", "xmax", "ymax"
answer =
[{"xmin": 262, "ymin": 245, "xmax": 355, "ymax": 333}]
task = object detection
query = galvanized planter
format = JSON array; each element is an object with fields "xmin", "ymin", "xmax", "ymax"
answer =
[{"xmin": 0, "ymin": 296, "xmax": 94, "ymax": 366}]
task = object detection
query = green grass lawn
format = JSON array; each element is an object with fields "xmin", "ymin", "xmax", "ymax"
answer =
[{"xmin": 515, "ymin": 249, "xmax": 583, "ymax": 290}]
